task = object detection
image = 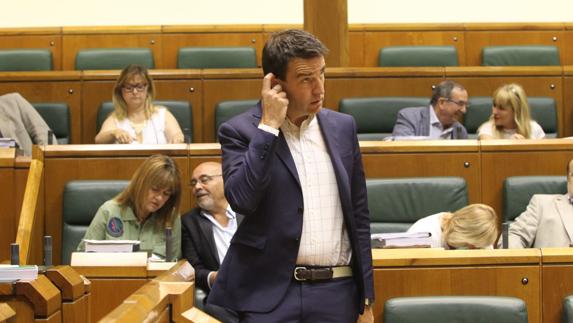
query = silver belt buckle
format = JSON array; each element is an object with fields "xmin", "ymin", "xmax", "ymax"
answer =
[{"xmin": 293, "ymin": 266, "xmax": 307, "ymax": 281}]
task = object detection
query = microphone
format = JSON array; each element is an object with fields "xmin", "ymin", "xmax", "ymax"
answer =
[
  {"xmin": 44, "ymin": 236, "xmax": 52, "ymax": 267},
  {"xmin": 165, "ymin": 227, "xmax": 173, "ymax": 262},
  {"xmin": 48, "ymin": 129, "xmax": 54, "ymax": 145},
  {"xmin": 502, "ymin": 222, "xmax": 509, "ymax": 249},
  {"xmin": 10, "ymin": 243, "xmax": 19, "ymax": 265}
]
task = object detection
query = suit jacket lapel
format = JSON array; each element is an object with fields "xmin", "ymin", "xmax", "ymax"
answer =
[
  {"xmin": 556, "ymin": 195, "xmax": 573, "ymax": 243},
  {"xmin": 198, "ymin": 214, "xmax": 220, "ymax": 264}
]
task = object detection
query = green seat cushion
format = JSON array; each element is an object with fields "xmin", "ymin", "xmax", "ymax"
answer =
[
  {"xmin": 32, "ymin": 103, "xmax": 70, "ymax": 144},
  {"xmin": 379, "ymin": 46, "xmax": 458, "ymax": 67},
  {"xmin": 75, "ymin": 48, "xmax": 154, "ymax": 70},
  {"xmin": 503, "ymin": 176, "xmax": 566, "ymax": 222},
  {"xmin": 482, "ymin": 46, "xmax": 560, "ymax": 66},
  {"xmin": 0, "ymin": 49, "xmax": 52, "ymax": 71},
  {"xmin": 177, "ymin": 47, "xmax": 257, "ymax": 69}
]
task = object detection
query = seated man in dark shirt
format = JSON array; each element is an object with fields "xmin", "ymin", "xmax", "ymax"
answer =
[{"xmin": 182, "ymin": 162, "xmax": 241, "ymax": 323}]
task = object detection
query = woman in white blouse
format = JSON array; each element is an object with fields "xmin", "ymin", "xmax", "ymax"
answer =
[
  {"xmin": 95, "ymin": 64, "xmax": 184, "ymax": 144},
  {"xmin": 477, "ymin": 83, "xmax": 545, "ymax": 140}
]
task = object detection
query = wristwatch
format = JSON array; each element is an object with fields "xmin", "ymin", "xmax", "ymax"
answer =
[{"xmin": 365, "ymin": 298, "xmax": 374, "ymax": 306}]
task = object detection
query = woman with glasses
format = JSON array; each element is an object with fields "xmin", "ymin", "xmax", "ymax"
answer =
[
  {"xmin": 477, "ymin": 83, "xmax": 545, "ymax": 140},
  {"xmin": 407, "ymin": 204, "xmax": 499, "ymax": 249},
  {"xmin": 95, "ymin": 64, "xmax": 184, "ymax": 144},
  {"xmin": 77, "ymin": 154, "xmax": 182, "ymax": 260}
]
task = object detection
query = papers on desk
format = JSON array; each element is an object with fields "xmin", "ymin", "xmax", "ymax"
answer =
[
  {"xmin": 0, "ymin": 138, "xmax": 17, "ymax": 148},
  {"xmin": 71, "ymin": 252, "xmax": 148, "ymax": 266},
  {"xmin": 83, "ymin": 239, "xmax": 140, "ymax": 253},
  {"xmin": 0, "ymin": 265, "xmax": 38, "ymax": 282},
  {"xmin": 371, "ymin": 232, "xmax": 432, "ymax": 248}
]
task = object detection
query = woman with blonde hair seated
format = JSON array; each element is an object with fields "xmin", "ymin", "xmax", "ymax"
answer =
[
  {"xmin": 407, "ymin": 203, "xmax": 499, "ymax": 249},
  {"xmin": 77, "ymin": 154, "xmax": 182, "ymax": 260},
  {"xmin": 95, "ymin": 64, "xmax": 184, "ymax": 144},
  {"xmin": 477, "ymin": 83, "xmax": 545, "ymax": 140}
]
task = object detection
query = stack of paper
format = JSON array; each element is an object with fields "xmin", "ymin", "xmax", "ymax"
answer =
[
  {"xmin": 84, "ymin": 239, "xmax": 140, "ymax": 253},
  {"xmin": 0, "ymin": 265, "xmax": 38, "ymax": 282},
  {"xmin": 371, "ymin": 232, "xmax": 432, "ymax": 248},
  {"xmin": 0, "ymin": 138, "xmax": 17, "ymax": 148}
]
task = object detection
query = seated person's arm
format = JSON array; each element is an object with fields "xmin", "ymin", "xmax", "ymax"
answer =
[
  {"xmin": 163, "ymin": 110, "xmax": 184, "ymax": 144},
  {"xmin": 477, "ymin": 123, "xmax": 494, "ymax": 140},
  {"xmin": 76, "ymin": 203, "xmax": 110, "ymax": 251},
  {"xmin": 508, "ymin": 196, "xmax": 541, "ymax": 248},
  {"xmin": 95, "ymin": 116, "xmax": 135, "ymax": 144},
  {"xmin": 392, "ymin": 110, "xmax": 416, "ymax": 137}
]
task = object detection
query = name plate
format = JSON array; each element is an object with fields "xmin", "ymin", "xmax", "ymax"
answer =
[{"xmin": 70, "ymin": 252, "xmax": 148, "ymax": 267}]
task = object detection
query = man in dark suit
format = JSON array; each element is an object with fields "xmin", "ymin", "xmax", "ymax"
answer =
[
  {"xmin": 392, "ymin": 80, "xmax": 469, "ymax": 139},
  {"xmin": 182, "ymin": 161, "xmax": 241, "ymax": 323},
  {"xmin": 209, "ymin": 29, "xmax": 374, "ymax": 322}
]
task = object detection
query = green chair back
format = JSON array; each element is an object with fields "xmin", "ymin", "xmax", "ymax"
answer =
[
  {"xmin": 482, "ymin": 46, "xmax": 560, "ymax": 66},
  {"xmin": 62, "ymin": 180, "xmax": 128, "ymax": 265},
  {"xmin": 384, "ymin": 296, "xmax": 528, "ymax": 323},
  {"xmin": 97, "ymin": 100, "xmax": 192, "ymax": 141},
  {"xmin": 378, "ymin": 46, "xmax": 458, "ymax": 67},
  {"xmin": 0, "ymin": 49, "xmax": 52, "ymax": 71},
  {"xmin": 503, "ymin": 176, "xmax": 566, "ymax": 222},
  {"xmin": 75, "ymin": 48, "xmax": 154, "ymax": 70},
  {"xmin": 215, "ymin": 99, "xmax": 257, "ymax": 138},
  {"xmin": 339, "ymin": 97, "xmax": 429, "ymax": 141},
  {"xmin": 367, "ymin": 177, "xmax": 467, "ymax": 233},
  {"xmin": 563, "ymin": 295, "xmax": 573, "ymax": 323},
  {"xmin": 177, "ymin": 47, "xmax": 257, "ymax": 69},
  {"xmin": 32, "ymin": 103, "xmax": 70, "ymax": 144}
]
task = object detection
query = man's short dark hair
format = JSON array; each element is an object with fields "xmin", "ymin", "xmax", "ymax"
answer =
[
  {"xmin": 262, "ymin": 29, "xmax": 328, "ymax": 81},
  {"xmin": 430, "ymin": 80, "xmax": 466, "ymax": 106}
]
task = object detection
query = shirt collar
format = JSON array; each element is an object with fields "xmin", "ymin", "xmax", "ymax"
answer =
[
  {"xmin": 429, "ymin": 105, "xmax": 442, "ymax": 128},
  {"xmin": 200, "ymin": 204, "xmax": 236, "ymax": 220},
  {"xmin": 281, "ymin": 113, "xmax": 317, "ymax": 133}
]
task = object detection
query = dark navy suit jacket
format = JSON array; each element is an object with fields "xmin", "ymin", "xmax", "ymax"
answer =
[{"xmin": 208, "ymin": 102, "xmax": 374, "ymax": 313}]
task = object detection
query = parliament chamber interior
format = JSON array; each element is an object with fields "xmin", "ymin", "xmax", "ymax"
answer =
[{"xmin": 3, "ymin": 7, "xmax": 573, "ymax": 322}]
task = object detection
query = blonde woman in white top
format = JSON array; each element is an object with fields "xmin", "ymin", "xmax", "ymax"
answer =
[
  {"xmin": 95, "ymin": 64, "xmax": 184, "ymax": 144},
  {"xmin": 477, "ymin": 83, "xmax": 545, "ymax": 140}
]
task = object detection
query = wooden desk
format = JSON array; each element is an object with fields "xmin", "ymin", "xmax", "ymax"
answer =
[
  {"xmin": 0, "ymin": 149, "xmax": 17, "ymax": 261},
  {"xmin": 0, "ymin": 275, "xmax": 61, "ymax": 323},
  {"xmin": 0, "ymin": 302, "xmax": 15, "ymax": 322},
  {"xmin": 72, "ymin": 262, "xmax": 176, "ymax": 322},
  {"xmin": 541, "ymin": 248, "xmax": 573, "ymax": 323},
  {"xmin": 372, "ymin": 248, "xmax": 541, "ymax": 323},
  {"xmin": 45, "ymin": 266, "xmax": 89, "ymax": 323}
]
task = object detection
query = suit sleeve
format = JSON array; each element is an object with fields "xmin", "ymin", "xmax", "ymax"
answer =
[
  {"xmin": 349, "ymin": 118, "xmax": 375, "ymax": 301},
  {"xmin": 11, "ymin": 93, "xmax": 57, "ymax": 145},
  {"xmin": 508, "ymin": 195, "xmax": 541, "ymax": 248},
  {"xmin": 218, "ymin": 120, "xmax": 279, "ymax": 215},
  {"xmin": 181, "ymin": 216, "xmax": 211, "ymax": 292},
  {"xmin": 392, "ymin": 110, "xmax": 416, "ymax": 137}
]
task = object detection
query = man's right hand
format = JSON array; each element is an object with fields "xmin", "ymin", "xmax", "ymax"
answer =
[{"xmin": 260, "ymin": 73, "xmax": 289, "ymax": 129}]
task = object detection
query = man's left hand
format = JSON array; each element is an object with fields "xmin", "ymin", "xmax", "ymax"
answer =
[{"xmin": 357, "ymin": 305, "xmax": 374, "ymax": 323}]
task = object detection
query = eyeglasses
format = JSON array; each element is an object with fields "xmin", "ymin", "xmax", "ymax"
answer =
[
  {"xmin": 445, "ymin": 98, "xmax": 469, "ymax": 108},
  {"xmin": 122, "ymin": 83, "xmax": 148, "ymax": 93},
  {"xmin": 190, "ymin": 174, "xmax": 222, "ymax": 186}
]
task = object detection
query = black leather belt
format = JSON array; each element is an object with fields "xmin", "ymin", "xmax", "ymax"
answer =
[{"xmin": 293, "ymin": 266, "xmax": 353, "ymax": 282}]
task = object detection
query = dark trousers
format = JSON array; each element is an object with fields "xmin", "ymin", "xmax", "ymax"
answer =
[{"xmin": 239, "ymin": 277, "xmax": 359, "ymax": 323}]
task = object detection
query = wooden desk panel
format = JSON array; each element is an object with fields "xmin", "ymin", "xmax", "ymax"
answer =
[
  {"xmin": 480, "ymin": 140, "xmax": 573, "ymax": 219},
  {"xmin": 372, "ymin": 248, "xmax": 541, "ymax": 323},
  {"xmin": 89, "ymin": 278, "xmax": 146, "ymax": 322},
  {"xmin": 541, "ymin": 248, "xmax": 573, "ymax": 323},
  {"xmin": 161, "ymin": 32, "xmax": 264, "ymax": 69},
  {"xmin": 61, "ymin": 32, "xmax": 164, "ymax": 70},
  {"xmin": 0, "ymin": 79, "xmax": 82, "ymax": 144},
  {"xmin": 463, "ymin": 29, "xmax": 564, "ymax": 66},
  {"xmin": 363, "ymin": 31, "xmax": 465, "ymax": 67},
  {"xmin": 0, "ymin": 150, "xmax": 16, "ymax": 262},
  {"xmin": 563, "ymin": 74, "xmax": 573, "ymax": 137}
]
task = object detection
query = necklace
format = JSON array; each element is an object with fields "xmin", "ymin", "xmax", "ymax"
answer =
[{"xmin": 129, "ymin": 119, "xmax": 146, "ymax": 143}]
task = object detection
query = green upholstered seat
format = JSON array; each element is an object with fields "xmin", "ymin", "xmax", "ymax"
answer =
[
  {"xmin": 31, "ymin": 103, "xmax": 71, "ymax": 144},
  {"xmin": 384, "ymin": 296, "xmax": 528, "ymax": 323},
  {"xmin": 378, "ymin": 46, "xmax": 459, "ymax": 67},
  {"xmin": 481, "ymin": 46, "xmax": 560, "ymax": 66},
  {"xmin": 177, "ymin": 47, "xmax": 257, "ymax": 69},
  {"xmin": 62, "ymin": 180, "xmax": 129, "ymax": 265},
  {"xmin": 563, "ymin": 295, "xmax": 573, "ymax": 323},
  {"xmin": 339, "ymin": 97, "xmax": 429, "ymax": 141},
  {"xmin": 215, "ymin": 99, "xmax": 257, "ymax": 138},
  {"xmin": 367, "ymin": 177, "xmax": 467, "ymax": 233},
  {"xmin": 97, "ymin": 100, "xmax": 193, "ymax": 141},
  {"xmin": 464, "ymin": 96, "xmax": 558, "ymax": 138},
  {"xmin": 75, "ymin": 48, "xmax": 154, "ymax": 70},
  {"xmin": 0, "ymin": 49, "xmax": 52, "ymax": 71},
  {"xmin": 503, "ymin": 176, "xmax": 566, "ymax": 222}
]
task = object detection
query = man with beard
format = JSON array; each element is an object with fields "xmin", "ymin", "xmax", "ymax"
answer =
[
  {"xmin": 181, "ymin": 161, "xmax": 241, "ymax": 323},
  {"xmin": 392, "ymin": 80, "xmax": 469, "ymax": 139}
]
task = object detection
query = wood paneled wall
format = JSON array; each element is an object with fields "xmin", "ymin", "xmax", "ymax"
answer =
[{"xmin": 2, "ymin": 23, "xmax": 573, "ymax": 70}]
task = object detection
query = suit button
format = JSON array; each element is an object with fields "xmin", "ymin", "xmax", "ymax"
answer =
[
  {"xmin": 297, "ymin": 207, "xmax": 303, "ymax": 214},
  {"xmin": 259, "ymin": 155, "xmax": 265, "ymax": 160},
  {"xmin": 264, "ymin": 144, "xmax": 269, "ymax": 150},
  {"xmin": 295, "ymin": 237, "xmax": 300, "ymax": 242}
]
